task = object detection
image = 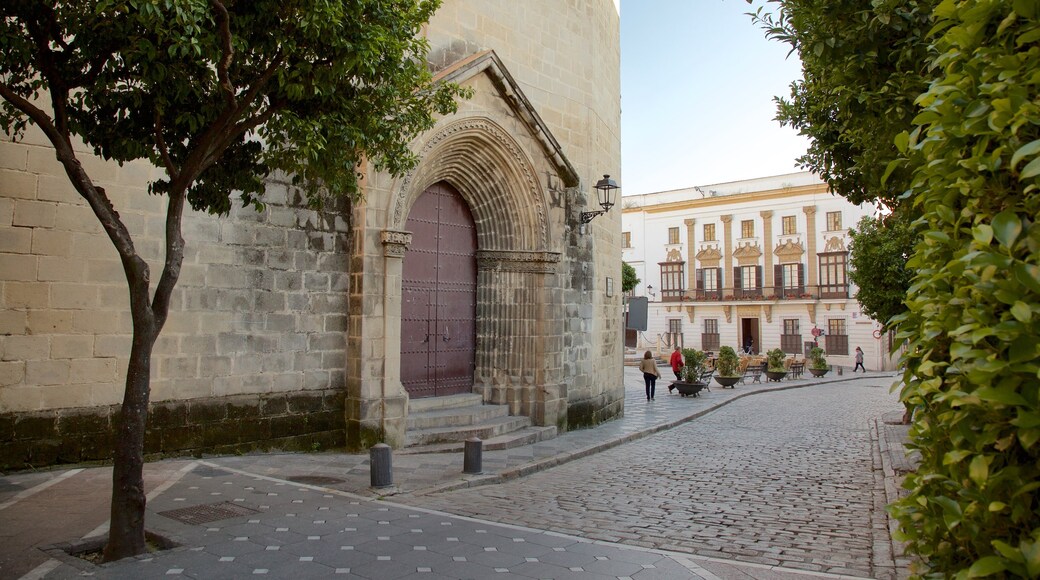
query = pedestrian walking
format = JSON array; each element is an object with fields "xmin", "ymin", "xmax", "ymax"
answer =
[
  {"xmin": 639, "ymin": 350, "xmax": 660, "ymax": 401},
  {"xmin": 667, "ymin": 345, "xmax": 684, "ymax": 394},
  {"xmin": 853, "ymin": 346, "xmax": 866, "ymax": 372}
]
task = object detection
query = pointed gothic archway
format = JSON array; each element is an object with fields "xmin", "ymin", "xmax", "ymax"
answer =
[{"xmin": 400, "ymin": 182, "xmax": 478, "ymax": 398}]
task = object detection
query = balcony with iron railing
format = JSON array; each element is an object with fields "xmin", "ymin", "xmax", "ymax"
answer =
[{"xmin": 665, "ymin": 283, "xmax": 850, "ymax": 303}]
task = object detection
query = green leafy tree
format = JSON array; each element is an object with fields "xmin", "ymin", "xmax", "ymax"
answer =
[
  {"xmin": 756, "ymin": 0, "xmax": 1040, "ymax": 576},
  {"xmin": 848, "ymin": 213, "xmax": 918, "ymax": 329},
  {"xmin": 622, "ymin": 261, "xmax": 640, "ymax": 293},
  {"xmin": 749, "ymin": 0, "xmax": 935, "ymax": 208},
  {"xmin": 0, "ymin": 0, "xmax": 465, "ymax": 561}
]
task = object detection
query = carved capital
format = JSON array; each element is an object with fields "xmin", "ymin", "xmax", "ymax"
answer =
[
  {"xmin": 807, "ymin": 303, "xmax": 816, "ymax": 324},
  {"xmin": 381, "ymin": 230, "xmax": 412, "ymax": 258},
  {"xmin": 684, "ymin": 218, "xmax": 696, "ymax": 226},
  {"xmin": 720, "ymin": 214, "xmax": 733, "ymax": 224},
  {"xmin": 803, "ymin": 205, "xmax": 817, "ymax": 217},
  {"xmin": 764, "ymin": 305, "xmax": 772, "ymax": 323},
  {"xmin": 760, "ymin": 210, "xmax": 773, "ymax": 219},
  {"xmin": 477, "ymin": 250, "xmax": 561, "ymax": 273},
  {"xmin": 686, "ymin": 305, "xmax": 695, "ymax": 323}
]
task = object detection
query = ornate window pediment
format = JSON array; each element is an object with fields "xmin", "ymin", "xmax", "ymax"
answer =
[
  {"xmin": 774, "ymin": 239, "xmax": 806, "ymax": 263},
  {"xmin": 665, "ymin": 248, "xmax": 683, "ymax": 262},
  {"xmin": 823, "ymin": 236, "xmax": 847, "ymax": 253},
  {"xmin": 733, "ymin": 242, "xmax": 762, "ymax": 266},
  {"xmin": 696, "ymin": 246, "xmax": 722, "ymax": 268}
]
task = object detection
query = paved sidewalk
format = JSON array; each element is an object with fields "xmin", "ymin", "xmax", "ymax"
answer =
[{"xmin": 0, "ymin": 368, "xmax": 903, "ymax": 579}]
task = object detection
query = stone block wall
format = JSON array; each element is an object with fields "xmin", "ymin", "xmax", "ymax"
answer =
[
  {"xmin": 0, "ymin": 0, "xmax": 624, "ymax": 467},
  {"xmin": 0, "ymin": 389, "xmax": 344, "ymax": 471},
  {"xmin": 0, "ymin": 122, "xmax": 354, "ymax": 465}
]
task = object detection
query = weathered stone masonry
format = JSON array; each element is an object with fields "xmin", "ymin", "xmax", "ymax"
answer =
[{"xmin": 0, "ymin": 0, "xmax": 624, "ymax": 470}]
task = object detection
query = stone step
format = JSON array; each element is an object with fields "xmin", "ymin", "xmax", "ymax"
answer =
[
  {"xmin": 405, "ymin": 415, "xmax": 533, "ymax": 447},
  {"xmin": 483, "ymin": 425, "xmax": 558, "ymax": 450},
  {"xmin": 400, "ymin": 425, "xmax": 558, "ymax": 455},
  {"xmin": 406, "ymin": 403, "xmax": 510, "ymax": 431},
  {"xmin": 409, "ymin": 393, "xmax": 484, "ymax": 413}
]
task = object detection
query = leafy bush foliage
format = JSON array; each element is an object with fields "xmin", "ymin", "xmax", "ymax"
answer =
[
  {"xmin": 622, "ymin": 261, "xmax": 640, "ymax": 294},
  {"xmin": 716, "ymin": 346, "xmax": 740, "ymax": 377},
  {"xmin": 808, "ymin": 347, "xmax": 828, "ymax": 371},
  {"xmin": 766, "ymin": 348, "xmax": 787, "ymax": 372},
  {"xmin": 887, "ymin": 1, "xmax": 1040, "ymax": 576},
  {"xmin": 680, "ymin": 348, "xmax": 708, "ymax": 383},
  {"xmin": 755, "ymin": 0, "xmax": 1040, "ymax": 575},
  {"xmin": 848, "ymin": 214, "xmax": 919, "ymax": 330}
]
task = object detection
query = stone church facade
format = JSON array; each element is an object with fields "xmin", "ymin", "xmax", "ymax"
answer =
[{"xmin": 0, "ymin": 1, "xmax": 623, "ymax": 469}]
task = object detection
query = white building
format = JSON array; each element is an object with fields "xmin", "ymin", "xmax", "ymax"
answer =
[{"xmin": 622, "ymin": 172, "xmax": 897, "ymax": 372}]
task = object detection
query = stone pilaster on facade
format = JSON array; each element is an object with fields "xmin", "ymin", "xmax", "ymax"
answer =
[
  {"xmin": 760, "ymin": 210, "xmax": 774, "ymax": 288},
  {"xmin": 721, "ymin": 215, "xmax": 733, "ymax": 280},
  {"xmin": 684, "ymin": 218, "xmax": 696, "ymax": 294},
  {"xmin": 803, "ymin": 205, "xmax": 819, "ymax": 287}
]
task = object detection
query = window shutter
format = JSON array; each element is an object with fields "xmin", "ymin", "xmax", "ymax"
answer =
[
  {"xmin": 797, "ymin": 263, "xmax": 805, "ymax": 293},
  {"xmin": 733, "ymin": 267, "xmax": 742, "ymax": 293},
  {"xmin": 774, "ymin": 264, "xmax": 783, "ymax": 295},
  {"xmin": 755, "ymin": 266, "xmax": 763, "ymax": 290},
  {"xmin": 696, "ymin": 268, "xmax": 704, "ymax": 290},
  {"xmin": 716, "ymin": 268, "xmax": 723, "ymax": 291}
]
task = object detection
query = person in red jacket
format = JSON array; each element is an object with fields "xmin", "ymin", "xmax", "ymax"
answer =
[{"xmin": 667, "ymin": 345, "xmax": 684, "ymax": 393}]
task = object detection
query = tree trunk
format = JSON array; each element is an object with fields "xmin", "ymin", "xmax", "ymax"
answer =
[{"xmin": 102, "ymin": 327, "xmax": 158, "ymax": 562}]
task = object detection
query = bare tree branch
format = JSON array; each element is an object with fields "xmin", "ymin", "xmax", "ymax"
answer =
[
  {"xmin": 153, "ymin": 107, "xmax": 178, "ymax": 179},
  {"xmin": 211, "ymin": 0, "xmax": 237, "ymax": 108}
]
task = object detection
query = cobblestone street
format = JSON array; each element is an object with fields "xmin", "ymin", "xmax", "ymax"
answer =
[{"xmin": 398, "ymin": 376, "xmax": 900, "ymax": 577}]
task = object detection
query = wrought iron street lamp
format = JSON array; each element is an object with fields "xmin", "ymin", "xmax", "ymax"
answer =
[{"xmin": 580, "ymin": 174, "xmax": 619, "ymax": 224}]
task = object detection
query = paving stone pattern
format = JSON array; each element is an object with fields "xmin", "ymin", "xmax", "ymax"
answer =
[
  {"xmin": 398, "ymin": 378, "xmax": 897, "ymax": 578},
  {"xmin": 39, "ymin": 464, "xmax": 715, "ymax": 579},
  {"xmin": 2, "ymin": 369, "xmax": 906, "ymax": 579}
]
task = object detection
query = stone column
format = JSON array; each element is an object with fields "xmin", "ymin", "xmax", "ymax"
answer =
[
  {"xmin": 474, "ymin": 250, "xmax": 563, "ymax": 427},
  {"xmin": 346, "ymin": 229, "xmax": 411, "ymax": 450},
  {"xmin": 803, "ymin": 206, "xmax": 818, "ymax": 287},
  {"xmin": 760, "ymin": 210, "xmax": 774, "ymax": 290},
  {"xmin": 684, "ymin": 218, "xmax": 696, "ymax": 295}
]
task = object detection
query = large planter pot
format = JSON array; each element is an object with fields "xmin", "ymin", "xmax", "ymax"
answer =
[
  {"xmin": 671, "ymin": 381, "xmax": 706, "ymax": 397},
  {"xmin": 714, "ymin": 375, "xmax": 741, "ymax": 389},
  {"xmin": 765, "ymin": 370, "xmax": 788, "ymax": 382},
  {"xmin": 809, "ymin": 367, "xmax": 829, "ymax": 377}
]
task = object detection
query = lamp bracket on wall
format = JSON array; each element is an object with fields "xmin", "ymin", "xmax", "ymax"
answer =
[{"xmin": 547, "ymin": 172, "xmax": 620, "ymax": 233}]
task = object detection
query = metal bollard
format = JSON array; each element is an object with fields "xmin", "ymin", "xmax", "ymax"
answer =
[
  {"xmin": 370, "ymin": 443, "xmax": 393, "ymax": 488},
  {"xmin": 463, "ymin": 437, "xmax": 483, "ymax": 474}
]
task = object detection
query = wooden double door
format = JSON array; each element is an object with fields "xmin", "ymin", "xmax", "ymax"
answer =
[{"xmin": 400, "ymin": 182, "xmax": 477, "ymax": 398}]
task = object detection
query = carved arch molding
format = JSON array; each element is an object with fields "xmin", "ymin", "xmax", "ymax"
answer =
[{"xmin": 390, "ymin": 117, "xmax": 552, "ymax": 252}]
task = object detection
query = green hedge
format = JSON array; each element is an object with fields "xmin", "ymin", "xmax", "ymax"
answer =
[{"xmin": 890, "ymin": 1, "xmax": 1040, "ymax": 577}]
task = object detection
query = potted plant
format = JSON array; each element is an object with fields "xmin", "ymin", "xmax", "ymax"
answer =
[
  {"xmin": 808, "ymin": 346, "xmax": 829, "ymax": 377},
  {"xmin": 765, "ymin": 348, "xmax": 788, "ymax": 382},
  {"xmin": 713, "ymin": 346, "xmax": 741, "ymax": 388},
  {"xmin": 673, "ymin": 347, "xmax": 709, "ymax": 397}
]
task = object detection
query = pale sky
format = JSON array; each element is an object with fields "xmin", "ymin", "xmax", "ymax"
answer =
[{"xmin": 620, "ymin": 0, "xmax": 811, "ymax": 195}]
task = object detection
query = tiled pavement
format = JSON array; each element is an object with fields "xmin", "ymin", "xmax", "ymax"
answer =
[{"xmin": 1, "ymin": 367, "xmax": 906, "ymax": 579}]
